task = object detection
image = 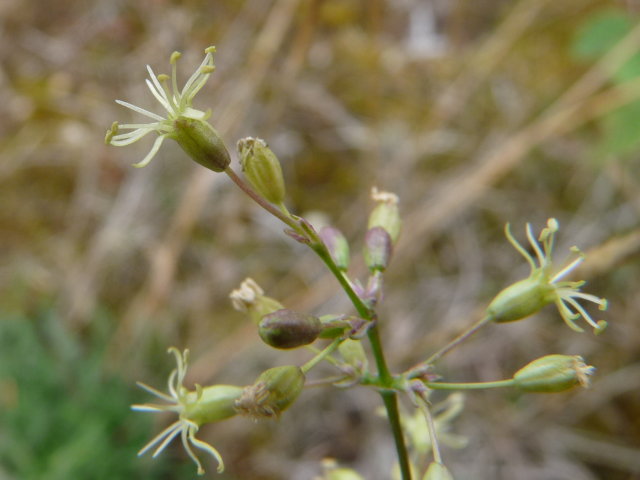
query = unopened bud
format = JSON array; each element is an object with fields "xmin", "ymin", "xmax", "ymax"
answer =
[
  {"xmin": 368, "ymin": 187, "xmax": 401, "ymax": 244},
  {"xmin": 259, "ymin": 309, "xmax": 323, "ymax": 349},
  {"xmin": 486, "ymin": 273, "xmax": 555, "ymax": 323},
  {"xmin": 235, "ymin": 366, "xmax": 305, "ymax": 419},
  {"xmin": 237, "ymin": 137, "xmax": 286, "ymax": 205},
  {"xmin": 363, "ymin": 226, "xmax": 393, "ymax": 272},
  {"xmin": 183, "ymin": 384, "xmax": 243, "ymax": 425},
  {"xmin": 422, "ymin": 462, "xmax": 454, "ymax": 480},
  {"xmin": 338, "ymin": 339, "xmax": 368, "ymax": 375},
  {"xmin": 513, "ymin": 354, "xmax": 595, "ymax": 393},
  {"xmin": 172, "ymin": 117, "xmax": 231, "ymax": 172},
  {"xmin": 319, "ymin": 226, "xmax": 350, "ymax": 271},
  {"xmin": 230, "ymin": 278, "xmax": 284, "ymax": 324}
]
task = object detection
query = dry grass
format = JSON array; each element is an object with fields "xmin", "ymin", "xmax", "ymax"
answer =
[{"xmin": 1, "ymin": 0, "xmax": 639, "ymax": 478}]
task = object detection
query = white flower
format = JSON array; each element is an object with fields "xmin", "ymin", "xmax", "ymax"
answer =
[
  {"xmin": 489, "ymin": 218, "xmax": 608, "ymax": 333},
  {"xmin": 132, "ymin": 348, "xmax": 242, "ymax": 475},
  {"xmin": 106, "ymin": 47, "xmax": 218, "ymax": 168}
]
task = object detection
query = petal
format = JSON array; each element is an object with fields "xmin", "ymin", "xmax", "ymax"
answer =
[
  {"xmin": 115, "ymin": 99, "xmax": 165, "ymax": 121},
  {"xmin": 132, "ymin": 135, "xmax": 166, "ymax": 168}
]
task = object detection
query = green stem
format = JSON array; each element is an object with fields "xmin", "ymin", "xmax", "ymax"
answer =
[
  {"xmin": 224, "ymin": 167, "xmax": 300, "ymax": 232},
  {"xmin": 425, "ymin": 379, "xmax": 515, "ymax": 390},
  {"xmin": 301, "ymin": 338, "xmax": 342, "ymax": 374},
  {"xmin": 381, "ymin": 391, "xmax": 413, "ymax": 480},
  {"xmin": 417, "ymin": 315, "xmax": 492, "ymax": 370},
  {"xmin": 226, "ymin": 167, "xmax": 411, "ymax": 479}
]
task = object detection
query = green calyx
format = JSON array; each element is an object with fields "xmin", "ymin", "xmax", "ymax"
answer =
[
  {"xmin": 486, "ymin": 271, "xmax": 555, "ymax": 323},
  {"xmin": 172, "ymin": 117, "xmax": 231, "ymax": 172},
  {"xmin": 183, "ymin": 384, "xmax": 244, "ymax": 425}
]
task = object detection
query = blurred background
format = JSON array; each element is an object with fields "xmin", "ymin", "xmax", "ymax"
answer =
[{"xmin": 1, "ymin": 0, "xmax": 640, "ymax": 479}]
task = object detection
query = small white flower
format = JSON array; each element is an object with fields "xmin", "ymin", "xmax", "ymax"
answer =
[
  {"xmin": 132, "ymin": 347, "xmax": 241, "ymax": 475},
  {"xmin": 106, "ymin": 47, "xmax": 217, "ymax": 168},
  {"xmin": 505, "ymin": 218, "xmax": 608, "ymax": 333}
]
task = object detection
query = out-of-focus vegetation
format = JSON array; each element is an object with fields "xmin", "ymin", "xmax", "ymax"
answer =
[{"xmin": 1, "ymin": 0, "xmax": 639, "ymax": 479}]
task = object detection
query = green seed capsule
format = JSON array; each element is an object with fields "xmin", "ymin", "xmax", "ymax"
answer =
[
  {"xmin": 237, "ymin": 137, "xmax": 286, "ymax": 204},
  {"xmin": 235, "ymin": 366, "xmax": 305, "ymax": 419},
  {"xmin": 513, "ymin": 354, "xmax": 594, "ymax": 393},
  {"xmin": 259, "ymin": 309, "xmax": 323, "ymax": 349},
  {"xmin": 172, "ymin": 117, "xmax": 231, "ymax": 172}
]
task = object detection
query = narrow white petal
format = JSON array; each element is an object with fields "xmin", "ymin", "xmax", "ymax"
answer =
[
  {"xmin": 136, "ymin": 381, "xmax": 176, "ymax": 402},
  {"xmin": 115, "ymin": 99, "xmax": 165, "ymax": 121},
  {"xmin": 146, "ymin": 65, "xmax": 170, "ymax": 105},
  {"xmin": 145, "ymin": 79, "xmax": 172, "ymax": 113},
  {"xmin": 526, "ymin": 223, "xmax": 546, "ymax": 266},
  {"xmin": 110, "ymin": 129, "xmax": 154, "ymax": 146},
  {"xmin": 137, "ymin": 420, "xmax": 182, "ymax": 456},
  {"xmin": 132, "ymin": 135, "xmax": 165, "ymax": 168},
  {"xmin": 189, "ymin": 427, "xmax": 225, "ymax": 473}
]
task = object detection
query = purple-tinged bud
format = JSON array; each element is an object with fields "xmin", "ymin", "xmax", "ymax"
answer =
[
  {"xmin": 259, "ymin": 309, "xmax": 323, "ymax": 349},
  {"xmin": 235, "ymin": 366, "xmax": 305, "ymax": 419},
  {"xmin": 513, "ymin": 354, "xmax": 595, "ymax": 393},
  {"xmin": 363, "ymin": 226, "xmax": 393, "ymax": 272},
  {"xmin": 320, "ymin": 226, "xmax": 350, "ymax": 271}
]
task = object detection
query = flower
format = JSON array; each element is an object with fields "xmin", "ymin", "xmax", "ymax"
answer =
[
  {"xmin": 487, "ymin": 218, "xmax": 608, "ymax": 333},
  {"xmin": 106, "ymin": 47, "xmax": 230, "ymax": 172},
  {"xmin": 132, "ymin": 348, "xmax": 242, "ymax": 475}
]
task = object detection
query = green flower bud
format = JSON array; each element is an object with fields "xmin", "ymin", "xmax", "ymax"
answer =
[
  {"xmin": 229, "ymin": 278, "xmax": 285, "ymax": 324},
  {"xmin": 513, "ymin": 354, "xmax": 595, "ymax": 393},
  {"xmin": 237, "ymin": 137, "xmax": 286, "ymax": 205},
  {"xmin": 319, "ymin": 226, "xmax": 350, "ymax": 271},
  {"xmin": 368, "ymin": 187, "xmax": 401, "ymax": 244},
  {"xmin": 422, "ymin": 462, "xmax": 454, "ymax": 480},
  {"xmin": 259, "ymin": 309, "xmax": 323, "ymax": 349},
  {"xmin": 363, "ymin": 226, "xmax": 393, "ymax": 272},
  {"xmin": 235, "ymin": 366, "xmax": 305, "ymax": 419},
  {"xmin": 183, "ymin": 384, "xmax": 243, "ymax": 425},
  {"xmin": 486, "ymin": 271, "xmax": 555, "ymax": 323}
]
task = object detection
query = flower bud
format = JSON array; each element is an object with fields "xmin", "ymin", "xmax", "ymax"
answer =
[
  {"xmin": 183, "ymin": 385, "xmax": 243, "ymax": 425},
  {"xmin": 172, "ymin": 117, "xmax": 231, "ymax": 172},
  {"xmin": 319, "ymin": 226, "xmax": 350, "ymax": 271},
  {"xmin": 259, "ymin": 309, "xmax": 323, "ymax": 349},
  {"xmin": 230, "ymin": 278, "xmax": 284, "ymax": 324},
  {"xmin": 235, "ymin": 366, "xmax": 305, "ymax": 419},
  {"xmin": 422, "ymin": 462, "xmax": 454, "ymax": 480},
  {"xmin": 368, "ymin": 187, "xmax": 401, "ymax": 245},
  {"xmin": 513, "ymin": 354, "xmax": 595, "ymax": 393},
  {"xmin": 363, "ymin": 226, "xmax": 393, "ymax": 272},
  {"xmin": 338, "ymin": 338, "xmax": 368, "ymax": 375},
  {"xmin": 486, "ymin": 273, "xmax": 555, "ymax": 323},
  {"xmin": 237, "ymin": 137, "xmax": 286, "ymax": 205}
]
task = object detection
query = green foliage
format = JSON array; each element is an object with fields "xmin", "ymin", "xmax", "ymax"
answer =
[
  {"xmin": 571, "ymin": 8, "xmax": 640, "ymax": 156},
  {"xmin": 0, "ymin": 310, "xmax": 167, "ymax": 480}
]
